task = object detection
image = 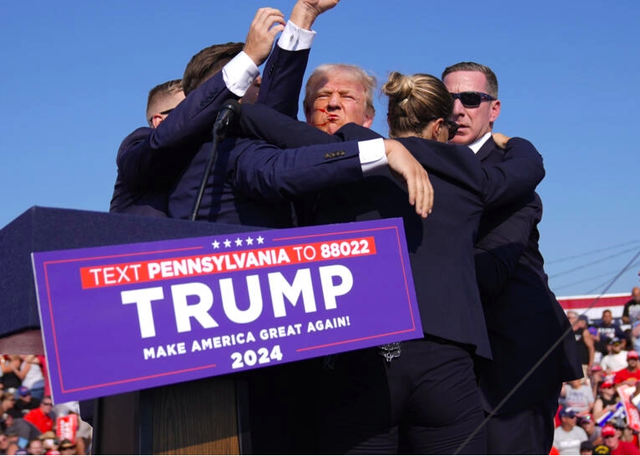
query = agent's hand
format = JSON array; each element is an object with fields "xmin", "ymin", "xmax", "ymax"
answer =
[
  {"xmin": 244, "ymin": 8, "xmax": 286, "ymax": 67},
  {"xmin": 384, "ymin": 139, "xmax": 434, "ymax": 218},
  {"xmin": 492, "ymin": 132, "xmax": 511, "ymax": 149},
  {"xmin": 290, "ymin": 0, "xmax": 340, "ymax": 30}
]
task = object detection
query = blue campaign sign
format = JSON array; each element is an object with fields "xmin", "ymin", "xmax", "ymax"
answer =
[{"xmin": 32, "ymin": 218, "xmax": 422, "ymax": 403}]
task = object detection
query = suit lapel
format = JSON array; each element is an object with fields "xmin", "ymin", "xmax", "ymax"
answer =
[{"xmin": 476, "ymin": 137, "xmax": 498, "ymax": 162}]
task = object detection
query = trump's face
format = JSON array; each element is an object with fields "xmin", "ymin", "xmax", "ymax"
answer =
[{"xmin": 305, "ymin": 69, "xmax": 373, "ymax": 134}]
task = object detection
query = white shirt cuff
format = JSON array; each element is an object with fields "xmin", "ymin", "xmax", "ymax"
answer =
[
  {"xmin": 358, "ymin": 138, "xmax": 389, "ymax": 176},
  {"xmin": 277, "ymin": 20, "xmax": 316, "ymax": 51},
  {"xmin": 222, "ymin": 51, "xmax": 260, "ymax": 97}
]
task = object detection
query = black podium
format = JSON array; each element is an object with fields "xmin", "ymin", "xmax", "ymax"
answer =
[{"xmin": 0, "ymin": 206, "xmax": 262, "ymax": 454}]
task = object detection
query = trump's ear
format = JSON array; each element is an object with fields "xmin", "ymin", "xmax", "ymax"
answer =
[{"xmin": 363, "ymin": 111, "xmax": 374, "ymax": 129}]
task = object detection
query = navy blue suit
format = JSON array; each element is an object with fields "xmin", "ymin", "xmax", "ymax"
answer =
[
  {"xmin": 166, "ymin": 46, "xmax": 312, "ymax": 227},
  {"xmin": 110, "ymin": 127, "xmax": 168, "ymax": 217},
  {"xmin": 110, "ymin": 45, "xmax": 310, "ymax": 219},
  {"xmin": 472, "ymin": 137, "xmax": 582, "ymax": 454},
  {"xmin": 233, "ymin": 103, "xmax": 545, "ymax": 453},
  {"xmin": 109, "ymin": 68, "xmax": 237, "ymax": 218}
]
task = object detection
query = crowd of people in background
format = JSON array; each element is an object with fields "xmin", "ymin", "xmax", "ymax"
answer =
[
  {"xmin": 554, "ymin": 287, "xmax": 640, "ymax": 455},
  {"xmin": 0, "ymin": 355, "xmax": 91, "ymax": 455}
]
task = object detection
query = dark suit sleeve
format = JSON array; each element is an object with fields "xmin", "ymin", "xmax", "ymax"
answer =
[
  {"xmin": 117, "ymin": 72, "xmax": 236, "ymax": 189},
  {"xmin": 475, "ymin": 193, "xmax": 541, "ymax": 297},
  {"xmin": 228, "ymin": 137, "xmax": 365, "ymax": 202},
  {"xmin": 237, "ymin": 103, "xmax": 387, "ymax": 147},
  {"xmin": 480, "ymin": 138, "xmax": 545, "ymax": 207},
  {"xmin": 238, "ymin": 103, "xmax": 343, "ymax": 147},
  {"xmin": 257, "ymin": 46, "xmax": 310, "ymax": 118}
]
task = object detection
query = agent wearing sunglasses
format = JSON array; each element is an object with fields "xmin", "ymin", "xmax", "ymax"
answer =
[{"xmin": 442, "ymin": 62, "xmax": 583, "ymax": 455}]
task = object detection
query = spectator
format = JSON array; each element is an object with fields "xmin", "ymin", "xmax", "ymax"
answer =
[
  {"xmin": 23, "ymin": 397, "xmax": 53, "ymax": 434},
  {"xmin": 554, "ymin": 407, "xmax": 589, "ymax": 454},
  {"xmin": 13, "ymin": 387, "xmax": 39, "ymax": 418},
  {"xmin": 578, "ymin": 413, "xmax": 603, "ymax": 447},
  {"xmin": 619, "ymin": 424, "xmax": 640, "ymax": 448},
  {"xmin": 0, "ymin": 356, "xmax": 28, "ymax": 390},
  {"xmin": 613, "ymin": 350, "xmax": 640, "ymax": 385},
  {"xmin": 590, "ymin": 365, "xmax": 606, "ymax": 398},
  {"xmin": 39, "ymin": 431, "xmax": 57, "ymax": 454},
  {"xmin": 0, "ymin": 394, "xmax": 16, "ymax": 417},
  {"xmin": 593, "ymin": 380, "xmax": 619, "ymax": 421},
  {"xmin": 581, "ymin": 440, "xmax": 595, "ymax": 455},
  {"xmin": 623, "ymin": 287, "xmax": 640, "ymax": 325},
  {"xmin": 19, "ymin": 357, "xmax": 44, "ymax": 403},
  {"xmin": 562, "ymin": 379, "xmax": 595, "ymax": 413},
  {"xmin": 595, "ymin": 310, "xmax": 626, "ymax": 357},
  {"xmin": 601, "ymin": 338, "xmax": 628, "ymax": 374},
  {"xmin": 25, "ymin": 438, "xmax": 44, "ymax": 455},
  {"xmin": 0, "ymin": 431, "xmax": 17, "ymax": 455},
  {"xmin": 58, "ymin": 439, "xmax": 76, "ymax": 455},
  {"xmin": 5, "ymin": 430, "xmax": 21, "ymax": 454},
  {"xmin": 569, "ymin": 312, "xmax": 596, "ymax": 377},
  {"xmin": 631, "ymin": 314, "xmax": 640, "ymax": 354},
  {"xmin": 69, "ymin": 412, "xmax": 91, "ymax": 455},
  {"xmin": 601, "ymin": 424, "xmax": 640, "ymax": 455}
]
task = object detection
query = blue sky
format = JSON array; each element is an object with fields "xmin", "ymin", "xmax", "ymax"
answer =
[{"xmin": 1, "ymin": 0, "xmax": 639, "ymax": 298}]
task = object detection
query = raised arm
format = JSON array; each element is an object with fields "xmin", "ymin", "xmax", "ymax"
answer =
[
  {"xmin": 117, "ymin": 8, "xmax": 285, "ymax": 189},
  {"xmin": 258, "ymin": 0, "xmax": 339, "ymax": 117},
  {"xmin": 229, "ymin": 136, "xmax": 432, "ymax": 217}
]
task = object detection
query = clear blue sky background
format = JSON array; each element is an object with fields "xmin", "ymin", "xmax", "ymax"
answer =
[{"xmin": 1, "ymin": 0, "xmax": 639, "ymax": 298}]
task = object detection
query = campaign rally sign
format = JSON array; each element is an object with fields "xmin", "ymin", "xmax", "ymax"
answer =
[{"xmin": 32, "ymin": 218, "xmax": 422, "ymax": 403}]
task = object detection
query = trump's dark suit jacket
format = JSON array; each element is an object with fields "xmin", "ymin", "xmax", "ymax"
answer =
[
  {"xmin": 232, "ymin": 104, "xmax": 545, "ymax": 360},
  {"xmin": 474, "ymin": 138, "xmax": 582, "ymax": 414}
]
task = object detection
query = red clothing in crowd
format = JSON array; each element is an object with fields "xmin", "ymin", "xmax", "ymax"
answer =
[
  {"xmin": 610, "ymin": 440, "xmax": 640, "ymax": 455},
  {"xmin": 23, "ymin": 408, "xmax": 53, "ymax": 433},
  {"xmin": 37, "ymin": 355, "xmax": 51, "ymax": 397},
  {"xmin": 614, "ymin": 368, "xmax": 640, "ymax": 384}
]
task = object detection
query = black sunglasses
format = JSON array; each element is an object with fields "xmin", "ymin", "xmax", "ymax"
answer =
[
  {"xmin": 450, "ymin": 91, "xmax": 495, "ymax": 108},
  {"xmin": 424, "ymin": 117, "xmax": 459, "ymax": 141},
  {"xmin": 444, "ymin": 119, "xmax": 459, "ymax": 140}
]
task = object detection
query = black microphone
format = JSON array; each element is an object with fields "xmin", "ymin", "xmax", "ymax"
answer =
[
  {"xmin": 213, "ymin": 99, "xmax": 241, "ymax": 134},
  {"xmin": 190, "ymin": 99, "xmax": 241, "ymax": 221}
]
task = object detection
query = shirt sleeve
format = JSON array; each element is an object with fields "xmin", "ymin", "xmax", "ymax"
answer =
[
  {"xmin": 358, "ymin": 138, "xmax": 389, "ymax": 176},
  {"xmin": 277, "ymin": 20, "xmax": 316, "ymax": 51},
  {"xmin": 222, "ymin": 51, "xmax": 260, "ymax": 97}
]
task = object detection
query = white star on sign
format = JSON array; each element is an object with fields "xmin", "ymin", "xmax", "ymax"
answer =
[
  {"xmin": 235, "ymin": 238, "xmax": 243, "ymax": 247},
  {"xmin": 246, "ymin": 236, "xmax": 254, "ymax": 246},
  {"xmin": 224, "ymin": 239, "xmax": 232, "ymax": 248},
  {"xmin": 257, "ymin": 236, "xmax": 264, "ymax": 245},
  {"xmin": 212, "ymin": 240, "xmax": 220, "ymax": 249}
]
